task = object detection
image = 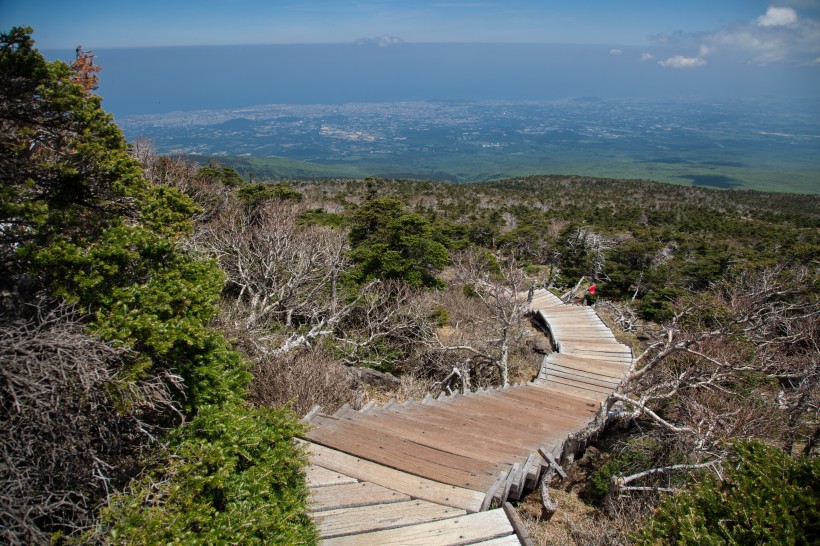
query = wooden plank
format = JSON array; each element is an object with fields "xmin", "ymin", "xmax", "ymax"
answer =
[
  {"xmin": 371, "ymin": 405, "xmax": 563, "ymax": 449},
  {"xmin": 557, "ymin": 349, "xmax": 631, "ymax": 360},
  {"xmin": 442, "ymin": 393, "xmax": 595, "ymax": 427},
  {"xmin": 306, "ymin": 417, "xmax": 503, "ymax": 489},
  {"xmin": 322, "ymin": 508, "xmax": 515, "ymax": 546},
  {"xmin": 500, "ymin": 464, "xmax": 519, "ymax": 502},
  {"xmin": 406, "ymin": 405, "xmax": 582, "ymax": 446},
  {"xmin": 314, "ymin": 500, "xmax": 466, "ymax": 539},
  {"xmin": 543, "ymin": 363, "xmax": 621, "ymax": 385},
  {"xmin": 398, "ymin": 398, "xmax": 585, "ymax": 436},
  {"xmin": 547, "ymin": 353, "xmax": 628, "ymax": 378},
  {"xmin": 310, "ymin": 482, "xmax": 410, "ymax": 512},
  {"xmin": 359, "ymin": 408, "xmax": 538, "ymax": 459},
  {"xmin": 481, "ymin": 470, "xmax": 507, "ymax": 511},
  {"xmin": 470, "ymin": 535, "xmax": 523, "ymax": 545},
  {"xmin": 525, "ymin": 453, "xmax": 540, "ymax": 490},
  {"xmin": 305, "ymin": 465, "xmax": 358, "ymax": 487},
  {"xmin": 301, "ymin": 405, "xmax": 322, "ymax": 423},
  {"xmin": 535, "ymin": 377, "xmax": 612, "ymax": 401},
  {"xmin": 300, "ymin": 441, "xmax": 486, "ymax": 512},
  {"xmin": 433, "ymin": 387, "xmax": 595, "ymax": 418},
  {"xmin": 333, "ymin": 403, "xmax": 353, "ymax": 418},
  {"xmin": 540, "ymin": 375, "xmax": 614, "ymax": 396},
  {"xmin": 337, "ymin": 411, "xmax": 531, "ymax": 464},
  {"xmin": 503, "ymin": 502, "xmax": 535, "ymax": 546},
  {"xmin": 538, "ymin": 448, "xmax": 567, "ymax": 479},
  {"xmin": 514, "ymin": 453, "xmax": 537, "ymax": 500},
  {"xmin": 542, "ymin": 369, "xmax": 619, "ymax": 391},
  {"xmin": 494, "ymin": 385, "xmax": 600, "ymax": 416},
  {"xmin": 556, "ymin": 345, "xmax": 631, "ymax": 357}
]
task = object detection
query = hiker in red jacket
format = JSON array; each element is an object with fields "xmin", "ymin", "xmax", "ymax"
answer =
[{"xmin": 584, "ymin": 283, "xmax": 597, "ymax": 305}]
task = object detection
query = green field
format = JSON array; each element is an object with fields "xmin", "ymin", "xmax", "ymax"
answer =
[{"xmin": 202, "ymin": 153, "xmax": 819, "ymax": 195}]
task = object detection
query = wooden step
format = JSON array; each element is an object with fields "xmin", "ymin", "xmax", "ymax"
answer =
[
  {"xmin": 332, "ymin": 412, "xmax": 530, "ymax": 465},
  {"xmin": 545, "ymin": 353, "xmax": 628, "ymax": 378},
  {"xmin": 306, "ymin": 421, "xmax": 501, "ymax": 490},
  {"xmin": 540, "ymin": 369, "xmax": 620, "ymax": 392},
  {"xmin": 314, "ymin": 500, "xmax": 467, "ymax": 539},
  {"xmin": 322, "ymin": 507, "xmax": 516, "ymax": 546},
  {"xmin": 310, "ymin": 481, "xmax": 410, "ymax": 512},
  {"xmin": 534, "ymin": 376, "xmax": 612, "ymax": 401},
  {"xmin": 306, "ymin": 465, "xmax": 358, "ymax": 488},
  {"xmin": 541, "ymin": 364, "xmax": 622, "ymax": 389},
  {"xmin": 300, "ymin": 441, "xmax": 486, "ymax": 512},
  {"xmin": 367, "ymin": 405, "xmax": 564, "ymax": 454}
]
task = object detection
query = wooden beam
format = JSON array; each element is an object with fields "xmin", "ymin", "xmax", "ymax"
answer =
[
  {"xmin": 299, "ymin": 440, "xmax": 485, "ymax": 512},
  {"xmin": 538, "ymin": 448, "xmax": 567, "ymax": 479},
  {"xmin": 503, "ymin": 502, "xmax": 535, "ymax": 546},
  {"xmin": 301, "ymin": 405, "xmax": 322, "ymax": 423},
  {"xmin": 481, "ymin": 470, "xmax": 508, "ymax": 511},
  {"xmin": 322, "ymin": 508, "xmax": 515, "ymax": 546}
]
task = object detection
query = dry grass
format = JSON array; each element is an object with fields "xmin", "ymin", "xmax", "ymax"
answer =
[
  {"xmin": 516, "ymin": 488, "xmax": 634, "ymax": 546},
  {"xmin": 361, "ymin": 373, "xmax": 435, "ymax": 407},
  {"xmin": 250, "ymin": 347, "xmax": 363, "ymax": 416}
]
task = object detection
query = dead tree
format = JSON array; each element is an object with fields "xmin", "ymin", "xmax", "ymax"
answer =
[
  {"xmin": 195, "ymin": 199, "xmax": 371, "ymax": 356},
  {"xmin": 428, "ymin": 249, "xmax": 529, "ymax": 388},
  {"xmin": 0, "ymin": 303, "xmax": 178, "ymax": 544},
  {"xmin": 604, "ymin": 265, "xmax": 817, "ymax": 502}
]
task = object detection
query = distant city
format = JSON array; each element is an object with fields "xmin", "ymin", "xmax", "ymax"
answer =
[{"xmin": 119, "ymin": 98, "xmax": 820, "ymax": 193}]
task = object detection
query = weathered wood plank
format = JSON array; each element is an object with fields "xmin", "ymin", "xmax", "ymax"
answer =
[
  {"xmin": 306, "ymin": 418, "xmax": 502, "ymax": 489},
  {"xmin": 504, "ymin": 502, "xmax": 535, "ymax": 546},
  {"xmin": 305, "ymin": 465, "xmax": 358, "ymax": 488},
  {"xmin": 397, "ymin": 400, "xmax": 585, "ymax": 438},
  {"xmin": 534, "ymin": 377, "xmax": 612, "ymax": 401},
  {"xmin": 310, "ymin": 482, "xmax": 410, "ymax": 512},
  {"xmin": 542, "ymin": 365, "xmax": 621, "ymax": 388},
  {"xmin": 500, "ymin": 464, "xmax": 519, "ymax": 502},
  {"xmin": 513, "ymin": 453, "xmax": 537, "ymax": 500},
  {"xmin": 469, "ymin": 535, "xmax": 524, "ymax": 545},
  {"xmin": 301, "ymin": 404, "xmax": 322, "ymax": 423},
  {"xmin": 322, "ymin": 508, "xmax": 515, "ymax": 546},
  {"xmin": 539, "ymin": 375, "xmax": 614, "ymax": 396},
  {"xmin": 300, "ymin": 441, "xmax": 486, "ymax": 512},
  {"xmin": 546, "ymin": 354, "xmax": 628, "ymax": 377},
  {"xmin": 314, "ymin": 500, "xmax": 466, "ymax": 539},
  {"xmin": 481, "ymin": 470, "xmax": 507, "ymax": 511},
  {"xmin": 358, "ymin": 409, "xmax": 538, "ymax": 458}
]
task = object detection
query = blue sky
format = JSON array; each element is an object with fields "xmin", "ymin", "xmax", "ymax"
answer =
[
  {"xmin": 1, "ymin": 1, "xmax": 818, "ymax": 54},
  {"xmin": 2, "ymin": 1, "xmax": 818, "ymax": 111}
]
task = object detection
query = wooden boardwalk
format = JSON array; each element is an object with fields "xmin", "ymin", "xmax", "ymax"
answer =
[{"xmin": 301, "ymin": 289, "xmax": 631, "ymax": 544}]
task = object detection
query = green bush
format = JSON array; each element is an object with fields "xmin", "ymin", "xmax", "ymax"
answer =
[
  {"xmin": 635, "ymin": 440, "xmax": 820, "ymax": 545},
  {"xmin": 1, "ymin": 28, "xmax": 316, "ymax": 543},
  {"xmin": 348, "ymin": 198, "xmax": 448, "ymax": 287},
  {"xmin": 584, "ymin": 436, "xmax": 664, "ymax": 504},
  {"xmin": 102, "ymin": 403, "xmax": 317, "ymax": 546}
]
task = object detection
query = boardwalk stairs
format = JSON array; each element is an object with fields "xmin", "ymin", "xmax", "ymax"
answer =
[{"xmin": 300, "ymin": 289, "xmax": 632, "ymax": 544}]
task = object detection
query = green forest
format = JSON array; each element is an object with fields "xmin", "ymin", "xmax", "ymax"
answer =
[{"xmin": 2, "ymin": 28, "xmax": 818, "ymax": 545}]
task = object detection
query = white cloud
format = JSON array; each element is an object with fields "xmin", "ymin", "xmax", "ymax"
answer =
[
  {"xmin": 640, "ymin": 52, "xmax": 654, "ymax": 61},
  {"xmin": 652, "ymin": 6, "xmax": 820, "ymax": 65},
  {"xmin": 756, "ymin": 6, "xmax": 799, "ymax": 27},
  {"xmin": 354, "ymin": 35, "xmax": 404, "ymax": 47},
  {"xmin": 659, "ymin": 55, "xmax": 707, "ymax": 68},
  {"xmin": 609, "ymin": 48, "xmax": 623, "ymax": 56}
]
